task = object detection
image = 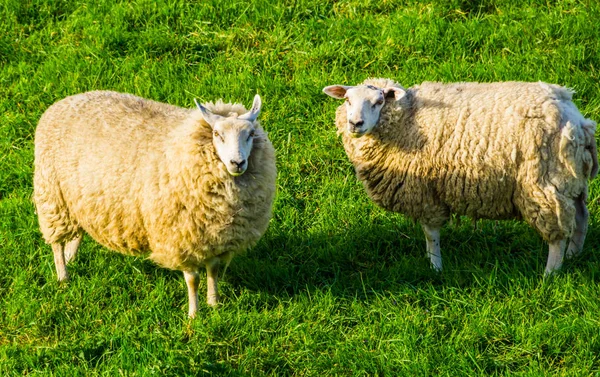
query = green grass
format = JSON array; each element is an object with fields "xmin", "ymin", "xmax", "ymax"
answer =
[{"xmin": 2, "ymin": 0, "xmax": 600, "ymax": 375}]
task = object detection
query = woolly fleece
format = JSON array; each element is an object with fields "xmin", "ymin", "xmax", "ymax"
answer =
[
  {"xmin": 335, "ymin": 79, "xmax": 598, "ymax": 242},
  {"xmin": 34, "ymin": 91, "xmax": 277, "ymax": 273}
]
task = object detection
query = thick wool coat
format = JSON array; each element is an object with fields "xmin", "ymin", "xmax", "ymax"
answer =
[
  {"xmin": 34, "ymin": 91, "xmax": 276, "ymax": 272},
  {"xmin": 336, "ymin": 78, "xmax": 597, "ymax": 242}
]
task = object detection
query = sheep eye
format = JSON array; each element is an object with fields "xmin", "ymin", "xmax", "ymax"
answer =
[
  {"xmin": 213, "ymin": 131, "xmax": 223, "ymax": 141},
  {"xmin": 247, "ymin": 129, "xmax": 256, "ymax": 140},
  {"xmin": 345, "ymin": 98, "xmax": 351, "ymax": 106}
]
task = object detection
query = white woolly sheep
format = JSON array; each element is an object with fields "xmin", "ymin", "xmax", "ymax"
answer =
[
  {"xmin": 34, "ymin": 91, "xmax": 277, "ymax": 317},
  {"xmin": 323, "ymin": 78, "xmax": 598, "ymax": 275}
]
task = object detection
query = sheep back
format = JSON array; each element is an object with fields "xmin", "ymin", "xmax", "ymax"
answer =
[
  {"xmin": 34, "ymin": 91, "xmax": 276, "ymax": 271},
  {"xmin": 336, "ymin": 80, "xmax": 597, "ymax": 242}
]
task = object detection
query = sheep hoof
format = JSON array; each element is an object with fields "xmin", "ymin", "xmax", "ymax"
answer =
[
  {"xmin": 544, "ymin": 269, "xmax": 560, "ymax": 278},
  {"xmin": 431, "ymin": 264, "xmax": 442, "ymax": 273},
  {"xmin": 56, "ymin": 272, "xmax": 69, "ymax": 283}
]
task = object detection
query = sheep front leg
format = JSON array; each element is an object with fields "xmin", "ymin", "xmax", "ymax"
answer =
[
  {"xmin": 64, "ymin": 234, "xmax": 82, "ymax": 264},
  {"xmin": 566, "ymin": 195, "xmax": 588, "ymax": 258},
  {"xmin": 51, "ymin": 243, "xmax": 68, "ymax": 282},
  {"xmin": 422, "ymin": 224, "xmax": 442, "ymax": 272},
  {"xmin": 545, "ymin": 239, "xmax": 566, "ymax": 276},
  {"xmin": 206, "ymin": 258, "xmax": 220, "ymax": 307},
  {"xmin": 183, "ymin": 271, "xmax": 200, "ymax": 318}
]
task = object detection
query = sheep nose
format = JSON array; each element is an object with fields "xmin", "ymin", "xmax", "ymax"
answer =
[
  {"xmin": 230, "ymin": 159, "xmax": 246, "ymax": 168},
  {"xmin": 349, "ymin": 120, "xmax": 364, "ymax": 127}
]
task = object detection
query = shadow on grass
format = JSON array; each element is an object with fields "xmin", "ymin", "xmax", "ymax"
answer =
[
  {"xmin": 226, "ymin": 219, "xmax": 600, "ymax": 302},
  {"xmin": 56, "ymin": 216, "xmax": 600, "ymax": 309}
]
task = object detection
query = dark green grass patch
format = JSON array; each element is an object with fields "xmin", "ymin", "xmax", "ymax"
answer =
[{"xmin": 2, "ymin": 0, "xmax": 600, "ymax": 375}]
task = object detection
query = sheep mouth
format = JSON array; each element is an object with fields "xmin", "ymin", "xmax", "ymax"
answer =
[
  {"xmin": 228, "ymin": 167, "xmax": 247, "ymax": 176},
  {"xmin": 348, "ymin": 129, "xmax": 367, "ymax": 138}
]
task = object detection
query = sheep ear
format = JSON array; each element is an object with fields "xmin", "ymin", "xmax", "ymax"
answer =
[
  {"xmin": 239, "ymin": 94, "xmax": 262, "ymax": 122},
  {"xmin": 194, "ymin": 98, "xmax": 222, "ymax": 128},
  {"xmin": 383, "ymin": 87, "xmax": 406, "ymax": 101},
  {"xmin": 323, "ymin": 85, "xmax": 353, "ymax": 99}
]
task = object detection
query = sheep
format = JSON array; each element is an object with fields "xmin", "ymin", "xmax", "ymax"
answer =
[
  {"xmin": 323, "ymin": 78, "xmax": 598, "ymax": 275},
  {"xmin": 33, "ymin": 90, "xmax": 277, "ymax": 317}
]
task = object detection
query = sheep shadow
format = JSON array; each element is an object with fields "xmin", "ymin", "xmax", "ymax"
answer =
[
  {"xmin": 61, "ymin": 212, "xmax": 600, "ymax": 309},
  {"xmin": 225, "ymin": 217, "xmax": 600, "ymax": 302}
]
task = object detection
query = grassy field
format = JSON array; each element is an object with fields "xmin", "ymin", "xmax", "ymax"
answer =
[{"xmin": 2, "ymin": 0, "xmax": 600, "ymax": 375}]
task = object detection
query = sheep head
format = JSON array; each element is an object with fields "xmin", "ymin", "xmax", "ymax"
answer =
[
  {"xmin": 195, "ymin": 94, "xmax": 262, "ymax": 176},
  {"xmin": 323, "ymin": 83, "xmax": 405, "ymax": 137}
]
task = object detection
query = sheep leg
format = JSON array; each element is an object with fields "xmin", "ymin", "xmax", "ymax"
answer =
[
  {"xmin": 566, "ymin": 195, "xmax": 588, "ymax": 258},
  {"xmin": 545, "ymin": 239, "xmax": 566, "ymax": 276},
  {"xmin": 206, "ymin": 258, "xmax": 220, "ymax": 307},
  {"xmin": 422, "ymin": 224, "xmax": 442, "ymax": 272},
  {"xmin": 51, "ymin": 243, "xmax": 68, "ymax": 282},
  {"xmin": 183, "ymin": 271, "xmax": 200, "ymax": 318},
  {"xmin": 64, "ymin": 234, "xmax": 82, "ymax": 264}
]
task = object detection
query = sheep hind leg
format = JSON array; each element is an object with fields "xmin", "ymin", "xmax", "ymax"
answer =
[
  {"xmin": 422, "ymin": 224, "xmax": 442, "ymax": 272},
  {"xmin": 183, "ymin": 271, "xmax": 200, "ymax": 318},
  {"xmin": 545, "ymin": 239, "xmax": 566, "ymax": 276},
  {"xmin": 64, "ymin": 234, "xmax": 82, "ymax": 264},
  {"xmin": 51, "ymin": 243, "xmax": 68, "ymax": 282},
  {"xmin": 566, "ymin": 194, "xmax": 589, "ymax": 258},
  {"xmin": 206, "ymin": 258, "xmax": 220, "ymax": 307}
]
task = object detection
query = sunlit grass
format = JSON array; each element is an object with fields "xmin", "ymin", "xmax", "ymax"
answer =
[{"xmin": 1, "ymin": 0, "xmax": 600, "ymax": 375}]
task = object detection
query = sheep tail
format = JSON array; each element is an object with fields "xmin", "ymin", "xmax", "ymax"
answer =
[
  {"xmin": 559, "ymin": 119, "xmax": 598, "ymax": 179},
  {"xmin": 584, "ymin": 120, "xmax": 599, "ymax": 178}
]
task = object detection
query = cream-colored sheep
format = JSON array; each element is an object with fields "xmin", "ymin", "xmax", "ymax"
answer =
[
  {"xmin": 324, "ymin": 78, "xmax": 597, "ymax": 275},
  {"xmin": 34, "ymin": 91, "xmax": 277, "ymax": 317}
]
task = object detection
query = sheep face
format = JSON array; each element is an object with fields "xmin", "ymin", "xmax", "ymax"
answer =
[
  {"xmin": 195, "ymin": 95, "xmax": 262, "ymax": 176},
  {"xmin": 211, "ymin": 119, "xmax": 256, "ymax": 176},
  {"xmin": 323, "ymin": 84, "xmax": 406, "ymax": 137}
]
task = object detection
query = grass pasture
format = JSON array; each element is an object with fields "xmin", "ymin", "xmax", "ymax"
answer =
[{"xmin": 2, "ymin": 0, "xmax": 600, "ymax": 375}]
